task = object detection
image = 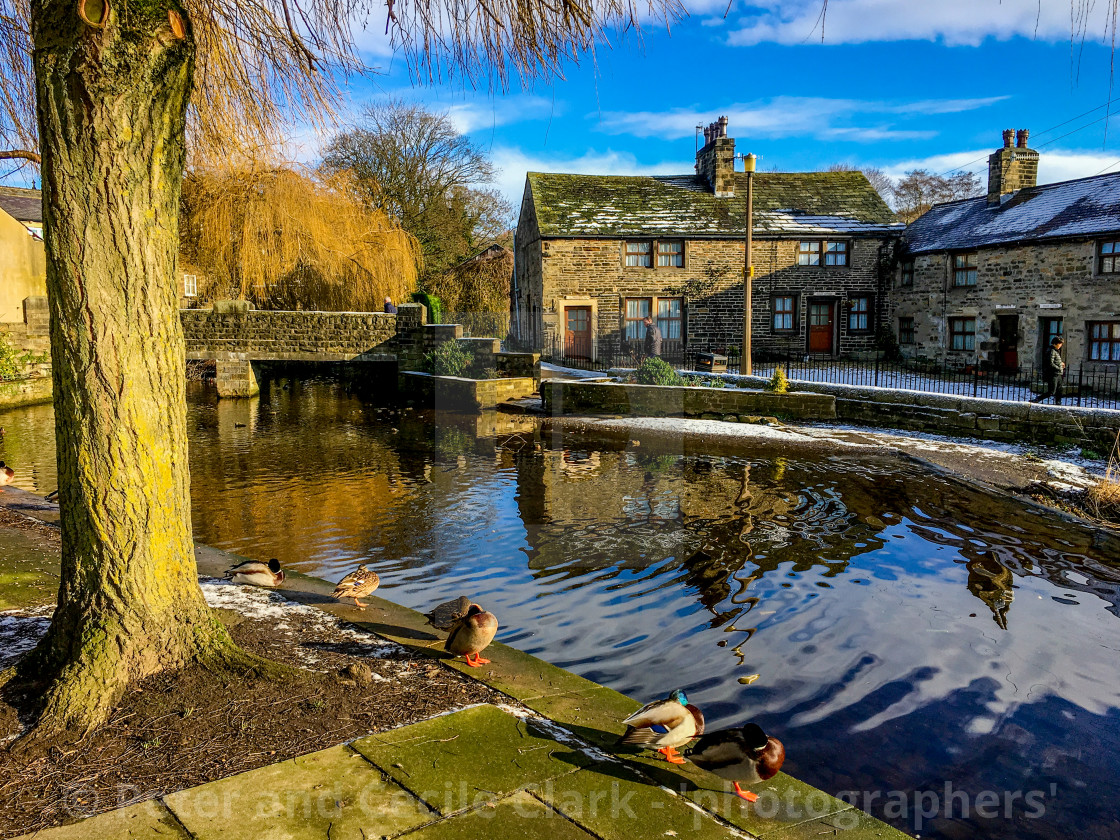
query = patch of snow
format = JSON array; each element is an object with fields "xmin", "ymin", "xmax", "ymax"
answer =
[
  {"xmin": 199, "ymin": 578, "xmax": 403, "ymax": 660},
  {"xmin": 494, "ymin": 702, "xmax": 619, "ymax": 764},
  {"xmin": 0, "ymin": 607, "xmax": 53, "ymax": 667},
  {"xmin": 588, "ymin": 416, "xmax": 856, "ymax": 446}
]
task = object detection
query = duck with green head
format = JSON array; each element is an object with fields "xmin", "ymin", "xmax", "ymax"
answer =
[{"xmin": 618, "ymin": 688, "xmax": 705, "ymax": 764}]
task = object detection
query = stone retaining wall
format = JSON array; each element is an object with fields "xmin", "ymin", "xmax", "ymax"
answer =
[
  {"xmin": 181, "ymin": 308, "xmax": 399, "ymax": 362},
  {"xmin": 400, "ymin": 371, "xmax": 538, "ymax": 410},
  {"xmin": 542, "ymin": 380, "xmax": 837, "ymax": 420},
  {"xmin": 0, "ymin": 375, "xmax": 51, "ymax": 410},
  {"xmin": 731, "ymin": 374, "xmax": 1120, "ymax": 448}
]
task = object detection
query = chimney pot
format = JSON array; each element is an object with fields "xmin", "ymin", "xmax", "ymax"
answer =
[
  {"xmin": 1016, "ymin": 128, "xmax": 1030, "ymax": 148},
  {"xmin": 1002, "ymin": 129, "xmax": 1014, "ymax": 148},
  {"xmin": 718, "ymin": 115, "xmax": 729, "ymax": 137}
]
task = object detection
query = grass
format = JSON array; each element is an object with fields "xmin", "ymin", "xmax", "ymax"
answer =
[{"xmin": 1085, "ymin": 431, "xmax": 1120, "ymax": 521}]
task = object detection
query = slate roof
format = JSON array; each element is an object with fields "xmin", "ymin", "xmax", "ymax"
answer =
[
  {"xmin": 525, "ymin": 172, "xmax": 900, "ymax": 238},
  {"xmin": 905, "ymin": 171, "xmax": 1120, "ymax": 254},
  {"xmin": 0, "ymin": 186, "xmax": 42, "ymax": 224}
]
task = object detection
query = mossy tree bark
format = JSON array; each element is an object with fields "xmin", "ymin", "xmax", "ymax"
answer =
[{"xmin": 21, "ymin": 0, "xmax": 267, "ymax": 736}]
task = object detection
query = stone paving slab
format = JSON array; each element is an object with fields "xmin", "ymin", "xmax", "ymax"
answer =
[
  {"xmin": 398, "ymin": 791, "xmax": 597, "ymax": 840},
  {"xmin": 534, "ymin": 760, "xmax": 735, "ymax": 840},
  {"xmin": 163, "ymin": 744, "xmax": 432, "ymax": 840},
  {"xmin": 12, "ymin": 800, "xmax": 189, "ymax": 840},
  {"xmin": 352, "ymin": 705, "xmax": 595, "ymax": 816},
  {"xmin": 767, "ymin": 808, "xmax": 909, "ymax": 839},
  {"xmin": 519, "ymin": 686, "xmax": 639, "ymax": 750}
]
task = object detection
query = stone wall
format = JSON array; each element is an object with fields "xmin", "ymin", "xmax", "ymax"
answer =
[
  {"xmin": 400, "ymin": 371, "xmax": 537, "ymax": 410},
  {"xmin": 541, "ymin": 380, "xmax": 837, "ymax": 420},
  {"xmin": 733, "ymin": 374, "xmax": 1120, "ymax": 448},
  {"xmin": 181, "ymin": 308, "xmax": 400, "ymax": 362},
  {"xmin": 527, "ymin": 233, "xmax": 893, "ymax": 359},
  {"xmin": 888, "ymin": 238, "xmax": 1117, "ymax": 373},
  {"xmin": 0, "ymin": 374, "xmax": 51, "ymax": 410}
]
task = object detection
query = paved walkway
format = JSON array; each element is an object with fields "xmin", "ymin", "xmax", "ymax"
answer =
[{"xmin": 3, "ymin": 491, "xmax": 911, "ymax": 840}]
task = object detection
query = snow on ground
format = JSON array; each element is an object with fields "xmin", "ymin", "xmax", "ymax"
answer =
[
  {"xmin": 588, "ymin": 415, "xmax": 857, "ymax": 446},
  {"xmin": 800, "ymin": 423, "xmax": 1107, "ymax": 487},
  {"xmin": 0, "ymin": 606, "xmax": 53, "ymax": 669},
  {"xmin": 199, "ymin": 578, "xmax": 403, "ymax": 662},
  {"xmin": 541, "ymin": 362, "xmax": 614, "ymax": 380}
]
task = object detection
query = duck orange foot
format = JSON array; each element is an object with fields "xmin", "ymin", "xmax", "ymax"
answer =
[
  {"xmin": 733, "ymin": 782, "xmax": 759, "ymax": 803},
  {"xmin": 463, "ymin": 653, "xmax": 491, "ymax": 667},
  {"xmin": 658, "ymin": 747, "xmax": 686, "ymax": 764}
]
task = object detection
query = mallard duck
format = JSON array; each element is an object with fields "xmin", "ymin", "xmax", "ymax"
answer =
[
  {"xmin": 425, "ymin": 595, "xmax": 472, "ymax": 632},
  {"xmin": 687, "ymin": 723, "xmax": 785, "ymax": 802},
  {"xmin": 224, "ymin": 558, "xmax": 285, "ymax": 587},
  {"xmin": 618, "ymin": 688, "xmax": 705, "ymax": 764},
  {"xmin": 333, "ymin": 564, "xmax": 380, "ymax": 609},
  {"xmin": 444, "ymin": 604, "xmax": 498, "ymax": 667},
  {"xmin": 0, "ymin": 461, "xmax": 14, "ymax": 489}
]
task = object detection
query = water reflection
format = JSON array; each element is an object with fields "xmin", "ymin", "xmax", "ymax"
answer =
[{"xmin": 2, "ymin": 373, "xmax": 1119, "ymax": 839}]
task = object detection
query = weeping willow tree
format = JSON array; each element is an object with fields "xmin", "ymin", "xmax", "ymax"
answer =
[
  {"xmin": 0, "ymin": 0, "xmax": 684, "ymax": 741},
  {"xmin": 181, "ymin": 167, "xmax": 420, "ymax": 311}
]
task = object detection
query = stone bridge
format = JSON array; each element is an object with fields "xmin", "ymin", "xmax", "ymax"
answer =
[{"xmin": 180, "ymin": 302, "xmax": 533, "ymax": 397}]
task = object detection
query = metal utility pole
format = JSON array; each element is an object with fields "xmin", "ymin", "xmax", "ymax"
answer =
[{"xmin": 741, "ymin": 153, "xmax": 756, "ymax": 375}]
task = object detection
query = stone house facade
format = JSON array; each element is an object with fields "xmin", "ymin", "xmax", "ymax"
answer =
[
  {"xmin": 513, "ymin": 119, "xmax": 902, "ymax": 361},
  {"xmin": 889, "ymin": 130, "xmax": 1120, "ymax": 374}
]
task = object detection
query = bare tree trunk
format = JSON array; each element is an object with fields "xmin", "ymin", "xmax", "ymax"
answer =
[{"xmin": 19, "ymin": 0, "xmax": 272, "ymax": 737}]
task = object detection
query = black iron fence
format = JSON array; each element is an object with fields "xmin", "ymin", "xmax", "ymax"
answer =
[{"xmin": 541, "ymin": 335, "xmax": 1120, "ymax": 410}]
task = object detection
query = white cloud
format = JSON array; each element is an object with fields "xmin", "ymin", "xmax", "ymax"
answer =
[
  {"xmin": 443, "ymin": 96, "xmax": 562, "ymax": 135},
  {"xmin": 488, "ymin": 146, "xmax": 691, "ymax": 205},
  {"xmin": 591, "ymin": 95, "xmax": 1005, "ymax": 142},
  {"xmin": 728, "ymin": 0, "xmax": 1115, "ymax": 47}
]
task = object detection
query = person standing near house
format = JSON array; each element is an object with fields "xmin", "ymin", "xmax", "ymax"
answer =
[
  {"xmin": 642, "ymin": 315, "xmax": 663, "ymax": 359},
  {"xmin": 1033, "ymin": 337, "xmax": 1065, "ymax": 404},
  {"xmin": 384, "ymin": 296, "xmax": 398, "ymax": 314}
]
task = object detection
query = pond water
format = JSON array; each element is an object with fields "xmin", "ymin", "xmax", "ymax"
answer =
[{"xmin": 2, "ymin": 371, "xmax": 1119, "ymax": 839}]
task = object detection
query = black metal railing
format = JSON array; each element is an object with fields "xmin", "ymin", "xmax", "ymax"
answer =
[{"xmin": 540, "ymin": 335, "xmax": 1120, "ymax": 410}]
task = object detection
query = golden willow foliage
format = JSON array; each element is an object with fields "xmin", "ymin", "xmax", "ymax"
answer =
[{"xmin": 181, "ymin": 167, "xmax": 420, "ymax": 311}]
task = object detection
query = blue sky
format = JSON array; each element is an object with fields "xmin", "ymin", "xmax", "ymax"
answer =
[{"xmin": 318, "ymin": 0, "xmax": 1120, "ymax": 206}]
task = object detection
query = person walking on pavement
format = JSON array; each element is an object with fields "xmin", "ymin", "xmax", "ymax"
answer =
[
  {"xmin": 642, "ymin": 315, "xmax": 663, "ymax": 359},
  {"xmin": 1032, "ymin": 336, "xmax": 1065, "ymax": 404}
]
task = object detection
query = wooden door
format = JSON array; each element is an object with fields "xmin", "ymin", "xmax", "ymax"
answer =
[
  {"xmin": 565, "ymin": 306, "xmax": 592, "ymax": 359},
  {"xmin": 997, "ymin": 314, "xmax": 1019, "ymax": 370},
  {"xmin": 808, "ymin": 301, "xmax": 835, "ymax": 354}
]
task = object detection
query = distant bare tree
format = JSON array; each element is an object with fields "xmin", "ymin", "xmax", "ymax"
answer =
[
  {"xmin": 892, "ymin": 169, "xmax": 983, "ymax": 223},
  {"xmin": 827, "ymin": 163, "xmax": 895, "ymax": 203},
  {"xmin": 323, "ymin": 100, "xmax": 513, "ymax": 278}
]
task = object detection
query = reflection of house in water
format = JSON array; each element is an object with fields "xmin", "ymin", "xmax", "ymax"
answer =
[
  {"xmin": 513, "ymin": 448, "xmax": 894, "ymax": 629},
  {"xmin": 908, "ymin": 495, "xmax": 1120, "ymax": 623}
]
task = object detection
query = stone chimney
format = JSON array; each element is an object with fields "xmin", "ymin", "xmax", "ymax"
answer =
[
  {"xmin": 987, "ymin": 128, "xmax": 1039, "ymax": 205},
  {"xmin": 695, "ymin": 116, "xmax": 736, "ymax": 197}
]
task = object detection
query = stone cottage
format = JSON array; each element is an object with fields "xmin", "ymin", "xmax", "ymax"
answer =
[
  {"xmin": 0, "ymin": 186, "xmax": 48, "ymax": 354},
  {"xmin": 889, "ymin": 129, "xmax": 1120, "ymax": 373},
  {"xmin": 512, "ymin": 119, "xmax": 902, "ymax": 361}
]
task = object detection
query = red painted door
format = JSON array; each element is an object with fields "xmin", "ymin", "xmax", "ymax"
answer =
[
  {"xmin": 808, "ymin": 301, "xmax": 835, "ymax": 354},
  {"xmin": 565, "ymin": 306, "xmax": 592, "ymax": 359}
]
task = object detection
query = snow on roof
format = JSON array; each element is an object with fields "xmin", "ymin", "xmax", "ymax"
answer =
[
  {"xmin": 906, "ymin": 171, "xmax": 1120, "ymax": 253},
  {"xmin": 526, "ymin": 171, "xmax": 900, "ymax": 238}
]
